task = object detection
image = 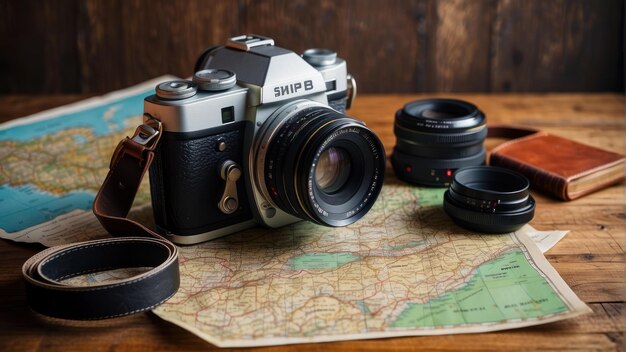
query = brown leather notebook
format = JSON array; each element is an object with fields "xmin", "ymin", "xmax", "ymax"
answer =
[{"xmin": 490, "ymin": 132, "xmax": 625, "ymax": 200}]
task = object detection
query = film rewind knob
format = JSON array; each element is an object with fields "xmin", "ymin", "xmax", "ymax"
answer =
[
  {"xmin": 193, "ymin": 69, "xmax": 236, "ymax": 91},
  {"xmin": 218, "ymin": 160, "xmax": 241, "ymax": 214}
]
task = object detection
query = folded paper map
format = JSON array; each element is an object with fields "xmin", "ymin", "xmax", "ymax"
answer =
[
  {"xmin": 0, "ymin": 79, "xmax": 588, "ymax": 347},
  {"xmin": 152, "ymin": 185, "xmax": 589, "ymax": 347},
  {"xmin": 0, "ymin": 77, "xmax": 174, "ymax": 246}
]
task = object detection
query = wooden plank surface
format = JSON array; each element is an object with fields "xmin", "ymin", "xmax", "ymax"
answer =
[
  {"xmin": 0, "ymin": 0, "xmax": 623, "ymax": 94},
  {"xmin": 0, "ymin": 93, "xmax": 623, "ymax": 351}
]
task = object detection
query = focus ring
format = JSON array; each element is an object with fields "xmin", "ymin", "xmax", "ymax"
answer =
[
  {"xmin": 392, "ymin": 148, "xmax": 486, "ymax": 169},
  {"xmin": 394, "ymin": 123, "xmax": 487, "ymax": 145},
  {"xmin": 395, "ymin": 139, "xmax": 484, "ymax": 158}
]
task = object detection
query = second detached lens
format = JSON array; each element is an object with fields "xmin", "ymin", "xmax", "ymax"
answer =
[
  {"xmin": 391, "ymin": 99, "xmax": 487, "ymax": 187},
  {"xmin": 443, "ymin": 166, "xmax": 535, "ymax": 233}
]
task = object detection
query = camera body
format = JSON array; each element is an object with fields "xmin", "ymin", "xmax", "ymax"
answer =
[{"xmin": 144, "ymin": 35, "xmax": 383, "ymax": 245}]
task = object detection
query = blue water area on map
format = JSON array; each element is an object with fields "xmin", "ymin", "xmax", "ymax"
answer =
[
  {"xmin": 0, "ymin": 88, "xmax": 153, "ymax": 142},
  {"xmin": 0, "ymin": 184, "xmax": 95, "ymax": 233},
  {"xmin": 0, "ymin": 87, "xmax": 153, "ymax": 233},
  {"xmin": 355, "ymin": 300, "xmax": 371, "ymax": 314}
]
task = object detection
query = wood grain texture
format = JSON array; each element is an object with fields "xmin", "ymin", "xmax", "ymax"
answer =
[
  {"xmin": 422, "ymin": 0, "xmax": 496, "ymax": 91},
  {"xmin": 0, "ymin": 93, "xmax": 623, "ymax": 351},
  {"xmin": 491, "ymin": 0, "xmax": 624, "ymax": 92},
  {"xmin": 0, "ymin": 0, "xmax": 623, "ymax": 94},
  {"xmin": 76, "ymin": 0, "xmax": 239, "ymax": 92},
  {"xmin": 0, "ymin": 0, "xmax": 80, "ymax": 93}
]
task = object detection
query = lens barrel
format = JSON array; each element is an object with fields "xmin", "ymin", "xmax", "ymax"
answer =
[
  {"xmin": 443, "ymin": 166, "xmax": 535, "ymax": 233},
  {"xmin": 391, "ymin": 99, "xmax": 487, "ymax": 187},
  {"xmin": 262, "ymin": 104, "xmax": 385, "ymax": 226}
]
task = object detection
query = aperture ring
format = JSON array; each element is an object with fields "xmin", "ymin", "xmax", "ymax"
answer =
[
  {"xmin": 444, "ymin": 191, "xmax": 535, "ymax": 233},
  {"xmin": 395, "ymin": 139, "xmax": 484, "ymax": 158},
  {"xmin": 392, "ymin": 148, "xmax": 486, "ymax": 169},
  {"xmin": 447, "ymin": 187, "xmax": 533, "ymax": 213}
]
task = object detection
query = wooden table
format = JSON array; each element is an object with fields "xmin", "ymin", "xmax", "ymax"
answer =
[{"xmin": 0, "ymin": 94, "xmax": 624, "ymax": 351}]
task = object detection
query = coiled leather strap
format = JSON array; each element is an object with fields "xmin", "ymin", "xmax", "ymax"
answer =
[
  {"xmin": 22, "ymin": 237, "xmax": 179, "ymax": 320},
  {"xmin": 23, "ymin": 118, "xmax": 180, "ymax": 320}
]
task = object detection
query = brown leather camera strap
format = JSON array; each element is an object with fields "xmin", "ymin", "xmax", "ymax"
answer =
[
  {"xmin": 92, "ymin": 118, "xmax": 165, "ymax": 239},
  {"xmin": 23, "ymin": 117, "xmax": 180, "ymax": 320}
]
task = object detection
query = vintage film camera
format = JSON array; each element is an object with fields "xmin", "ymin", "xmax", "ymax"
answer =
[{"xmin": 144, "ymin": 35, "xmax": 386, "ymax": 244}]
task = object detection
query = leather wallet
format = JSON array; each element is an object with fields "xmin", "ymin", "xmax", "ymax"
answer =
[{"xmin": 490, "ymin": 132, "xmax": 625, "ymax": 201}]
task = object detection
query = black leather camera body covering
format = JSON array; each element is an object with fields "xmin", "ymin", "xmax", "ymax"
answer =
[{"xmin": 149, "ymin": 121, "xmax": 253, "ymax": 236}]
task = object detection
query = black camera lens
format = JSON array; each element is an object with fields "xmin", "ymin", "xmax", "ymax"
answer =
[
  {"xmin": 263, "ymin": 104, "xmax": 385, "ymax": 227},
  {"xmin": 391, "ymin": 99, "xmax": 487, "ymax": 187},
  {"xmin": 443, "ymin": 166, "xmax": 535, "ymax": 233}
]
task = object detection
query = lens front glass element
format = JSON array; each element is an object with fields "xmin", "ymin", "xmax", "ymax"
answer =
[
  {"xmin": 262, "ymin": 103, "xmax": 385, "ymax": 227},
  {"xmin": 315, "ymin": 147, "xmax": 352, "ymax": 194}
]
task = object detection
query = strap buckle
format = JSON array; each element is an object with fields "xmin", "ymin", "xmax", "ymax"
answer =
[
  {"xmin": 109, "ymin": 116, "xmax": 162, "ymax": 169},
  {"xmin": 131, "ymin": 117, "xmax": 162, "ymax": 149}
]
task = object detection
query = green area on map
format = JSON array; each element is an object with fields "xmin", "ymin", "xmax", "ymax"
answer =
[
  {"xmin": 290, "ymin": 252, "xmax": 361, "ymax": 270},
  {"xmin": 392, "ymin": 249, "xmax": 568, "ymax": 327},
  {"xmin": 417, "ymin": 187, "xmax": 446, "ymax": 207}
]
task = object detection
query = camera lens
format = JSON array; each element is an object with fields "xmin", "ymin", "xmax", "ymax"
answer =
[
  {"xmin": 315, "ymin": 147, "xmax": 352, "ymax": 194},
  {"xmin": 443, "ymin": 166, "xmax": 535, "ymax": 233},
  {"xmin": 391, "ymin": 99, "xmax": 487, "ymax": 187},
  {"xmin": 257, "ymin": 101, "xmax": 385, "ymax": 227}
]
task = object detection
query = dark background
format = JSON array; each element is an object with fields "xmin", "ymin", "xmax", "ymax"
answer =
[{"xmin": 0, "ymin": 0, "xmax": 623, "ymax": 94}]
